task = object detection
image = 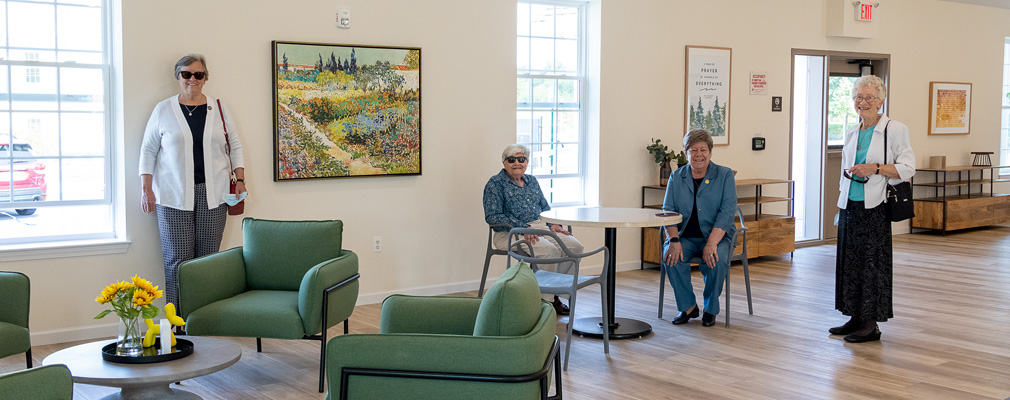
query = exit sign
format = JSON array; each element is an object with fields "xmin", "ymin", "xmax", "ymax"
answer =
[{"xmin": 856, "ymin": 3, "xmax": 874, "ymax": 21}]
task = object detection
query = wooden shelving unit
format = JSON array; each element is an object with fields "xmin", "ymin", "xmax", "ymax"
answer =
[
  {"xmin": 911, "ymin": 165, "xmax": 1010, "ymax": 234},
  {"xmin": 640, "ymin": 179, "xmax": 795, "ymax": 267}
]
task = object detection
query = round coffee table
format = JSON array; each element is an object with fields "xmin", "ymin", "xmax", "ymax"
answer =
[{"xmin": 42, "ymin": 336, "xmax": 241, "ymax": 400}]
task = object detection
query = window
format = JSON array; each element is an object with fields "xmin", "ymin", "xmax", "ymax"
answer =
[
  {"xmin": 1001, "ymin": 38, "xmax": 1010, "ymax": 176},
  {"xmin": 0, "ymin": 0, "xmax": 116, "ymax": 246},
  {"xmin": 517, "ymin": 0, "xmax": 586, "ymax": 205},
  {"xmin": 826, "ymin": 75, "xmax": 858, "ymax": 147}
]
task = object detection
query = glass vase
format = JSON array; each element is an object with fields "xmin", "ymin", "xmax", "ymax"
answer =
[{"xmin": 116, "ymin": 315, "xmax": 144, "ymax": 357}]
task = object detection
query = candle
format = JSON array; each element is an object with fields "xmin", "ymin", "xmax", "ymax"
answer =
[{"xmin": 160, "ymin": 318, "xmax": 172, "ymax": 354}]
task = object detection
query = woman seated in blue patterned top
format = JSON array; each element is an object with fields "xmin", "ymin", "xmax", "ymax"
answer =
[{"xmin": 482, "ymin": 144, "xmax": 583, "ymax": 315}]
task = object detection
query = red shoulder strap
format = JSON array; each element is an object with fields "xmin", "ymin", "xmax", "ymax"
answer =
[{"xmin": 217, "ymin": 99, "xmax": 230, "ymax": 155}]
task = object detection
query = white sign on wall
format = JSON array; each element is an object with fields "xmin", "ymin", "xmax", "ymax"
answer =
[{"xmin": 750, "ymin": 71, "xmax": 768, "ymax": 95}]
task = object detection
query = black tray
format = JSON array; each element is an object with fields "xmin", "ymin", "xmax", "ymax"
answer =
[{"xmin": 101, "ymin": 338, "xmax": 194, "ymax": 364}]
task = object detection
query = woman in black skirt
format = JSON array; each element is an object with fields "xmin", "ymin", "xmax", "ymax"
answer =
[{"xmin": 832, "ymin": 75, "xmax": 915, "ymax": 343}]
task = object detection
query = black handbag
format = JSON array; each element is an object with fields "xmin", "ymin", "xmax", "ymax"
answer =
[{"xmin": 883, "ymin": 122, "xmax": 914, "ymax": 222}]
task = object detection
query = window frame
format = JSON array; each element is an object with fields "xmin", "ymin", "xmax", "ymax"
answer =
[
  {"xmin": 517, "ymin": 0, "xmax": 588, "ymax": 207},
  {"xmin": 0, "ymin": 0, "xmax": 119, "ymax": 248},
  {"xmin": 1000, "ymin": 37, "xmax": 1010, "ymax": 177}
]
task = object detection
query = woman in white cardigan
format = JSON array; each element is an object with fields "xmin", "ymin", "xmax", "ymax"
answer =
[{"xmin": 139, "ymin": 54, "xmax": 246, "ymax": 307}]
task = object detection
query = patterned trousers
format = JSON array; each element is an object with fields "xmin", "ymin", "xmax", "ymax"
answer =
[{"xmin": 156, "ymin": 183, "xmax": 227, "ymax": 307}]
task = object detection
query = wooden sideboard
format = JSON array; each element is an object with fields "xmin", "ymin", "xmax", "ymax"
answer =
[
  {"xmin": 911, "ymin": 165, "xmax": 1010, "ymax": 234},
  {"xmin": 641, "ymin": 179, "xmax": 795, "ymax": 267}
]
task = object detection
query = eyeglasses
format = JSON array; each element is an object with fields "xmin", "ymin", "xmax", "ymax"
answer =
[
  {"xmin": 853, "ymin": 95, "xmax": 878, "ymax": 103},
  {"xmin": 179, "ymin": 71, "xmax": 206, "ymax": 80},
  {"xmin": 505, "ymin": 156, "xmax": 527, "ymax": 163},
  {"xmin": 843, "ymin": 169, "xmax": 867, "ymax": 183}
]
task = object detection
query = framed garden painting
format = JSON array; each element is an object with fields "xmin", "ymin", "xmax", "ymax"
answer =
[
  {"xmin": 684, "ymin": 45, "xmax": 731, "ymax": 146},
  {"xmin": 272, "ymin": 41, "xmax": 421, "ymax": 180},
  {"xmin": 927, "ymin": 81, "xmax": 971, "ymax": 135}
]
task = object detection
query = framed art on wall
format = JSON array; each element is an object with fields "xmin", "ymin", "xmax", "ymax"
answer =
[
  {"xmin": 685, "ymin": 45, "xmax": 732, "ymax": 146},
  {"xmin": 272, "ymin": 41, "xmax": 421, "ymax": 180},
  {"xmin": 927, "ymin": 81, "xmax": 971, "ymax": 135}
]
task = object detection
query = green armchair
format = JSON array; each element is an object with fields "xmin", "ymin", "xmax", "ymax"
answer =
[
  {"xmin": 178, "ymin": 218, "xmax": 360, "ymax": 393},
  {"xmin": 0, "ymin": 364, "xmax": 73, "ymax": 399},
  {"xmin": 0, "ymin": 271, "xmax": 31, "ymax": 369},
  {"xmin": 325, "ymin": 263, "xmax": 561, "ymax": 400}
]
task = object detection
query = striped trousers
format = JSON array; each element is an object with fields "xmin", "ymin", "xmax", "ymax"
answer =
[{"xmin": 156, "ymin": 183, "xmax": 228, "ymax": 307}]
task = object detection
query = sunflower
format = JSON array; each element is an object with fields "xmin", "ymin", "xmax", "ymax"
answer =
[
  {"xmin": 131, "ymin": 275, "xmax": 163, "ymax": 300},
  {"xmin": 95, "ymin": 280, "xmax": 132, "ymax": 304},
  {"xmin": 132, "ymin": 288, "xmax": 155, "ymax": 307}
]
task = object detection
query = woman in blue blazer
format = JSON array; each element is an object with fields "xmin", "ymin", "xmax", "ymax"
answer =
[{"xmin": 661, "ymin": 129, "xmax": 737, "ymax": 327}]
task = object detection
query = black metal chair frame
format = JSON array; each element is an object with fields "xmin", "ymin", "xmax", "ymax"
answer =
[
  {"xmin": 254, "ymin": 273, "xmax": 360, "ymax": 393},
  {"xmin": 338, "ymin": 336, "xmax": 563, "ymax": 400}
]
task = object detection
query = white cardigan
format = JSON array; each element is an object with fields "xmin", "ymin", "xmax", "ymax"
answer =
[
  {"xmin": 837, "ymin": 114, "xmax": 916, "ymax": 210},
  {"xmin": 139, "ymin": 94, "xmax": 244, "ymax": 211}
]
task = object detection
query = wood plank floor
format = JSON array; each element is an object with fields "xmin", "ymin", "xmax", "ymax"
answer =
[{"xmin": 4, "ymin": 227, "xmax": 1010, "ymax": 399}]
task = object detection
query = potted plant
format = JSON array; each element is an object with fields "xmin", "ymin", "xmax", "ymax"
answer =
[{"xmin": 646, "ymin": 138, "xmax": 687, "ymax": 186}]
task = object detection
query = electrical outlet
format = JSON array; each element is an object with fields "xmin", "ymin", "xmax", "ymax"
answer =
[{"xmin": 373, "ymin": 236, "xmax": 382, "ymax": 252}]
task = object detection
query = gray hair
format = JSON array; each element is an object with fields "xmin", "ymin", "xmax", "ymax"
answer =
[
  {"xmin": 174, "ymin": 54, "xmax": 209, "ymax": 80},
  {"xmin": 501, "ymin": 144, "xmax": 530, "ymax": 162},
  {"xmin": 683, "ymin": 129, "xmax": 713, "ymax": 151},
  {"xmin": 852, "ymin": 75, "xmax": 886, "ymax": 102}
]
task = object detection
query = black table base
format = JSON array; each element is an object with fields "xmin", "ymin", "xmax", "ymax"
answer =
[{"xmin": 571, "ymin": 317, "xmax": 652, "ymax": 340}]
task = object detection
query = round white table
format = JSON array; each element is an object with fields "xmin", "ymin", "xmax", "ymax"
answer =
[
  {"xmin": 42, "ymin": 336, "xmax": 241, "ymax": 400},
  {"xmin": 540, "ymin": 206, "xmax": 682, "ymax": 339}
]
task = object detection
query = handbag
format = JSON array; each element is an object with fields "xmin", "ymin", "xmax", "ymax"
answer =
[
  {"xmin": 882, "ymin": 122, "xmax": 913, "ymax": 222},
  {"xmin": 217, "ymin": 99, "xmax": 244, "ymax": 215}
]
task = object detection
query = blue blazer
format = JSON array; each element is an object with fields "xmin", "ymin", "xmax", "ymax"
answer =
[{"xmin": 661, "ymin": 161, "xmax": 737, "ymax": 242}]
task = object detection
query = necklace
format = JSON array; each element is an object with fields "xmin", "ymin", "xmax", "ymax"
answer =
[{"xmin": 183, "ymin": 104, "xmax": 201, "ymax": 116}]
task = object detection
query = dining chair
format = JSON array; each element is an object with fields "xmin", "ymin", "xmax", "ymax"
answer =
[
  {"xmin": 657, "ymin": 206, "xmax": 753, "ymax": 327},
  {"xmin": 478, "ymin": 223, "xmax": 513, "ymax": 297},
  {"xmin": 508, "ymin": 227, "xmax": 609, "ymax": 370}
]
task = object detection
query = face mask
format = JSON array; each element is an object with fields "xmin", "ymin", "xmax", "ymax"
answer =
[{"xmin": 224, "ymin": 192, "xmax": 247, "ymax": 206}]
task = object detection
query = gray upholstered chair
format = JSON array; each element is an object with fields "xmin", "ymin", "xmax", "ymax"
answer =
[
  {"xmin": 0, "ymin": 271, "xmax": 31, "ymax": 369},
  {"xmin": 507, "ymin": 227, "xmax": 609, "ymax": 371},
  {"xmin": 0, "ymin": 364, "xmax": 73, "ymax": 399},
  {"xmin": 325, "ymin": 262, "xmax": 561, "ymax": 400},
  {"xmin": 478, "ymin": 223, "xmax": 512, "ymax": 297},
  {"xmin": 178, "ymin": 218, "xmax": 360, "ymax": 393},
  {"xmin": 658, "ymin": 206, "xmax": 753, "ymax": 327}
]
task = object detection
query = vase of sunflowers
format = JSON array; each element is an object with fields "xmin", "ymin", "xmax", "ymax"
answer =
[{"xmin": 95, "ymin": 276, "xmax": 163, "ymax": 357}]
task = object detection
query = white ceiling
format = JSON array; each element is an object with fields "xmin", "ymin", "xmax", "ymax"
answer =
[{"xmin": 939, "ymin": 0, "xmax": 1010, "ymax": 9}]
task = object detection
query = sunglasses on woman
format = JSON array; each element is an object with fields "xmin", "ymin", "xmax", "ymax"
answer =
[
  {"xmin": 505, "ymin": 156, "xmax": 527, "ymax": 163},
  {"xmin": 179, "ymin": 71, "xmax": 206, "ymax": 80}
]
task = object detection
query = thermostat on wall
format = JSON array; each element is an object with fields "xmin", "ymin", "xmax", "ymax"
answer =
[{"xmin": 752, "ymin": 137, "xmax": 766, "ymax": 151}]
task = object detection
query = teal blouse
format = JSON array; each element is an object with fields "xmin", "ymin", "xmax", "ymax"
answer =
[{"xmin": 847, "ymin": 125, "xmax": 876, "ymax": 201}]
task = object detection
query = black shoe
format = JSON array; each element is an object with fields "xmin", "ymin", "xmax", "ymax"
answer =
[
  {"xmin": 844, "ymin": 327, "xmax": 881, "ymax": 343},
  {"xmin": 552, "ymin": 296, "xmax": 570, "ymax": 316},
  {"xmin": 701, "ymin": 312, "xmax": 716, "ymax": 327},
  {"xmin": 672, "ymin": 306, "xmax": 699, "ymax": 325},
  {"xmin": 829, "ymin": 317, "xmax": 861, "ymax": 335}
]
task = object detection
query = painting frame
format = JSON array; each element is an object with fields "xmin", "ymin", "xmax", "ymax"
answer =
[
  {"xmin": 927, "ymin": 81, "xmax": 971, "ymax": 136},
  {"xmin": 685, "ymin": 45, "xmax": 732, "ymax": 146},
  {"xmin": 272, "ymin": 41, "xmax": 422, "ymax": 181}
]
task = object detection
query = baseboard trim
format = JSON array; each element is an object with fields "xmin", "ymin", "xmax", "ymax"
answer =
[{"xmin": 31, "ymin": 323, "xmax": 116, "ymax": 346}]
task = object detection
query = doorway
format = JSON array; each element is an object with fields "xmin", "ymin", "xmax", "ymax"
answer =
[{"xmin": 790, "ymin": 50, "xmax": 889, "ymax": 244}]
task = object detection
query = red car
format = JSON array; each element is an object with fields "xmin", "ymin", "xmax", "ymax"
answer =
[{"xmin": 1, "ymin": 141, "xmax": 47, "ymax": 215}]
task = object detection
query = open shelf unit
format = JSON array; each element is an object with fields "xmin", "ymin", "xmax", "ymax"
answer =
[{"xmin": 911, "ymin": 165, "xmax": 1010, "ymax": 234}]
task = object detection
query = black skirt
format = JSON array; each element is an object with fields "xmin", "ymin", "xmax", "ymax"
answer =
[{"xmin": 835, "ymin": 201, "xmax": 893, "ymax": 322}]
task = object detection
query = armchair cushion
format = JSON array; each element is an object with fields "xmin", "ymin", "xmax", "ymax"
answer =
[
  {"xmin": 185, "ymin": 290, "xmax": 304, "ymax": 339},
  {"xmin": 0, "ymin": 364, "xmax": 73, "ymax": 400},
  {"xmin": 243, "ymin": 218, "xmax": 344, "ymax": 291},
  {"xmin": 0, "ymin": 322, "xmax": 30, "ymax": 360},
  {"xmin": 473, "ymin": 263, "xmax": 541, "ymax": 337},
  {"xmin": 380, "ymin": 295, "xmax": 482, "ymax": 335}
]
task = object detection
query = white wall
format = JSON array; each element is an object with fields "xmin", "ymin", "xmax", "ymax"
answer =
[{"xmin": 3, "ymin": 0, "xmax": 1010, "ymax": 345}]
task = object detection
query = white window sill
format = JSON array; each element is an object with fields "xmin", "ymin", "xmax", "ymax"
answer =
[{"xmin": 0, "ymin": 238, "xmax": 131, "ymax": 262}]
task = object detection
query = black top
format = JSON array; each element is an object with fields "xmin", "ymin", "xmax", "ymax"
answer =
[
  {"xmin": 682, "ymin": 177, "xmax": 705, "ymax": 238},
  {"xmin": 181, "ymin": 103, "xmax": 208, "ymax": 184}
]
